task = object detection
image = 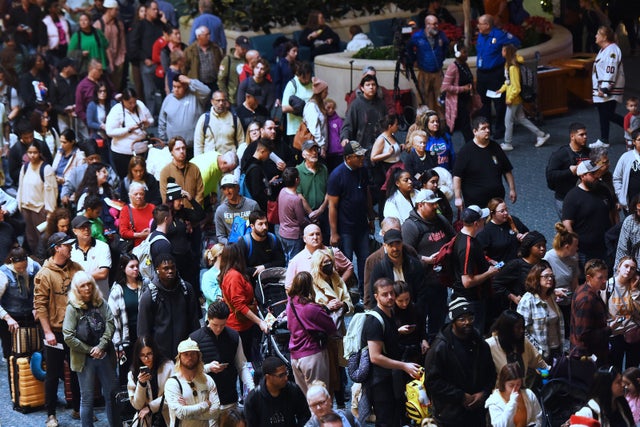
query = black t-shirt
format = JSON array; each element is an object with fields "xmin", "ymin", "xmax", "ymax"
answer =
[
  {"xmin": 475, "ymin": 216, "xmax": 529, "ymax": 263},
  {"xmin": 562, "ymin": 186, "xmax": 613, "ymax": 259},
  {"xmin": 453, "ymin": 141, "xmax": 513, "ymax": 208},
  {"xmin": 452, "ymin": 233, "xmax": 491, "ymax": 301},
  {"xmin": 361, "ymin": 306, "xmax": 400, "ymax": 385},
  {"xmin": 627, "ymin": 166, "xmax": 640, "ymax": 206}
]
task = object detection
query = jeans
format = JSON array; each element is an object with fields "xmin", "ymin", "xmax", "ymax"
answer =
[
  {"xmin": 77, "ymin": 356, "xmax": 119, "ymax": 427},
  {"xmin": 140, "ymin": 62, "xmax": 158, "ymax": 117},
  {"xmin": 280, "ymin": 236, "xmax": 303, "ymax": 264},
  {"xmin": 339, "ymin": 231, "xmax": 369, "ymax": 297},
  {"xmin": 504, "ymin": 103, "xmax": 544, "ymax": 144}
]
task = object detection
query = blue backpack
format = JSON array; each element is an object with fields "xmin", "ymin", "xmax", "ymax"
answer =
[
  {"xmin": 228, "ymin": 215, "xmax": 251, "ymax": 243},
  {"xmin": 241, "ymin": 232, "xmax": 278, "ymax": 258},
  {"xmin": 238, "ymin": 164, "xmax": 258, "ymax": 199}
]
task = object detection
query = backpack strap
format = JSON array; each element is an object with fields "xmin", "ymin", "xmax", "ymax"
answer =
[
  {"xmin": 170, "ymin": 376, "xmax": 183, "ymax": 427},
  {"xmin": 202, "ymin": 111, "xmax": 211, "ymax": 138},
  {"xmin": 128, "ymin": 204, "xmax": 135, "ymax": 232},
  {"xmin": 366, "ymin": 310, "xmax": 386, "ymax": 353},
  {"xmin": 22, "ymin": 162, "xmax": 46, "ymax": 182},
  {"xmin": 242, "ymin": 233, "xmax": 253, "ymax": 259}
]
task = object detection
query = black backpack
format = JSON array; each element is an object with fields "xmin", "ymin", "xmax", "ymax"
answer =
[
  {"xmin": 519, "ymin": 63, "xmax": 536, "ymax": 103},
  {"xmin": 76, "ymin": 306, "xmax": 106, "ymax": 346}
]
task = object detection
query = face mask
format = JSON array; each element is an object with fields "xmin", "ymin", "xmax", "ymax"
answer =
[{"xmin": 321, "ymin": 263, "xmax": 333, "ymax": 276}]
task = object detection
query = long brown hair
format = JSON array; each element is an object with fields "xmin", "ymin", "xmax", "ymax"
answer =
[
  {"xmin": 503, "ymin": 44, "xmax": 518, "ymax": 68},
  {"xmin": 217, "ymin": 244, "xmax": 249, "ymax": 284}
]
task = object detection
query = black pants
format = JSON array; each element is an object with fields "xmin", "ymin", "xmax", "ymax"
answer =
[
  {"xmin": 596, "ymin": 100, "xmax": 624, "ymax": 144},
  {"xmin": 610, "ymin": 333, "xmax": 640, "ymax": 371},
  {"xmin": 45, "ymin": 331, "xmax": 80, "ymax": 414},
  {"xmin": 370, "ymin": 377, "xmax": 402, "ymax": 427},
  {"xmin": 477, "ymin": 66, "xmax": 506, "ymax": 138}
]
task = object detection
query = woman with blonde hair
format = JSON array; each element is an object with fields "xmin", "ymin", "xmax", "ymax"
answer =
[
  {"xmin": 201, "ymin": 243, "xmax": 224, "ymax": 308},
  {"xmin": 310, "ymin": 249, "xmax": 353, "ymax": 407},
  {"xmin": 63, "ymin": 271, "xmax": 118, "ymax": 427},
  {"xmin": 496, "ymin": 44, "xmax": 549, "ymax": 151}
]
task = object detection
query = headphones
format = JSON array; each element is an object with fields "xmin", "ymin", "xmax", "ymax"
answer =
[{"xmin": 454, "ymin": 43, "xmax": 461, "ymax": 58}]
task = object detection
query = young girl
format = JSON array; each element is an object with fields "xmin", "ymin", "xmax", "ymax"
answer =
[
  {"xmin": 497, "ymin": 44, "xmax": 550, "ymax": 151},
  {"xmin": 623, "ymin": 367, "xmax": 640, "ymax": 425}
]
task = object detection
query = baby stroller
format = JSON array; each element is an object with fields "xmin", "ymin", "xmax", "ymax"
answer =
[
  {"xmin": 255, "ymin": 267, "xmax": 290, "ymax": 370},
  {"xmin": 538, "ymin": 378, "xmax": 588, "ymax": 427}
]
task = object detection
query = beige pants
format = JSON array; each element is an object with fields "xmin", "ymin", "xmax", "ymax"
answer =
[
  {"xmin": 417, "ymin": 70, "xmax": 443, "ymax": 114},
  {"xmin": 291, "ymin": 349, "xmax": 330, "ymax": 396}
]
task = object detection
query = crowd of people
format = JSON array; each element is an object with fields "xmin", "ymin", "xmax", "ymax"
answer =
[{"xmin": 1, "ymin": 1, "xmax": 640, "ymax": 427}]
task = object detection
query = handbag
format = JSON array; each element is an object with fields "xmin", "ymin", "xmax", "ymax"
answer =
[
  {"xmin": 293, "ymin": 121, "xmax": 313, "ymax": 151},
  {"xmin": 612, "ymin": 284, "xmax": 640, "ymax": 344}
]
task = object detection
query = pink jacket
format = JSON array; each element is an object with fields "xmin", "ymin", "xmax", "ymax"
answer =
[{"xmin": 441, "ymin": 61, "xmax": 466, "ymax": 132}]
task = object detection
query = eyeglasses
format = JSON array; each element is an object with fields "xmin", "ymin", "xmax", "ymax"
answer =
[
  {"xmin": 140, "ymin": 351, "xmax": 153, "ymax": 359},
  {"xmin": 456, "ymin": 315, "xmax": 475, "ymax": 324},
  {"xmin": 541, "ymin": 274, "xmax": 555, "ymax": 280},
  {"xmin": 309, "ymin": 396, "xmax": 330, "ymax": 408}
]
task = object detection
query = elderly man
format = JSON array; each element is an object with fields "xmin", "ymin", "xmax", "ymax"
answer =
[
  {"xmin": 160, "ymin": 136, "xmax": 205, "ymax": 208},
  {"xmin": 475, "ymin": 14, "xmax": 520, "ymax": 140},
  {"xmin": 296, "ymin": 140, "xmax": 329, "ymax": 238},
  {"xmin": 285, "ymin": 224, "xmax": 354, "ymax": 290},
  {"xmin": 188, "ymin": 0, "xmax": 226, "ymax": 49},
  {"xmin": 185, "ymin": 25, "xmax": 224, "ymax": 94},
  {"xmin": 158, "ymin": 74, "xmax": 210, "ymax": 151},
  {"xmin": 305, "ymin": 382, "xmax": 358, "ymax": 427},
  {"xmin": 408, "ymin": 14, "xmax": 449, "ymax": 110},
  {"xmin": 214, "ymin": 173, "xmax": 259, "ymax": 244},
  {"xmin": 70, "ymin": 215, "xmax": 111, "ymax": 298},
  {"xmin": 190, "ymin": 150, "xmax": 238, "ymax": 198},
  {"xmin": 193, "ymin": 90, "xmax": 244, "ymax": 155}
]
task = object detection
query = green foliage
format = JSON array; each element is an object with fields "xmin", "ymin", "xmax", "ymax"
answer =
[{"xmin": 352, "ymin": 46, "xmax": 395, "ymax": 60}]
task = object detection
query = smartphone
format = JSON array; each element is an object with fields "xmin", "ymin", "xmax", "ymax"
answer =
[
  {"xmin": 406, "ymin": 324, "xmax": 416, "ymax": 328},
  {"xmin": 219, "ymin": 362, "xmax": 229, "ymax": 367},
  {"xmin": 140, "ymin": 366, "xmax": 150, "ymax": 374},
  {"xmin": 119, "ymin": 354, "xmax": 127, "ymax": 366},
  {"xmin": 495, "ymin": 261, "xmax": 505, "ymax": 269}
]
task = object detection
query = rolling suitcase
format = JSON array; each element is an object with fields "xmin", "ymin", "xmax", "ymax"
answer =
[{"xmin": 8, "ymin": 355, "xmax": 45, "ymax": 412}]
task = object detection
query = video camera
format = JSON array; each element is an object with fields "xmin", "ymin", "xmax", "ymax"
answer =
[{"xmin": 392, "ymin": 18, "xmax": 416, "ymax": 65}]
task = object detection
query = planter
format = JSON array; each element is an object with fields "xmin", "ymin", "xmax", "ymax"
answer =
[{"xmin": 314, "ymin": 24, "xmax": 573, "ymax": 115}]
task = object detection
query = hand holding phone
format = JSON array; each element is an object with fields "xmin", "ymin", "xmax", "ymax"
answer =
[{"xmin": 495, "ymin": 261, "xmax": 505, "ymax": 269}]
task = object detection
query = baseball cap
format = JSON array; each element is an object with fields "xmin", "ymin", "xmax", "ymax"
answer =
[
  {"xmin": 576, "ymin": 160, "xmax": 601, "ymax": 176},
  {"xmin": 177, "ymin": 338, "xmax": 200, "ymax": 354},
  {"xmin": 343, "ymin": 140, "xmax": 366, "ymax": 156},
  {"xmin": 220, "ymin": 174, "xmax": 238, "ymax": 187},
  {"xmin": 383, "ymin": 229, "xmax": 402, "ymax": 244},
  {"xmin": 235, "ymin": 35, "xmax": 251, "ymax": 50},
  {"xmin": 461, "ymin": 205, "xmax": 490, "ymax": 223},
  {"xmin": 414, "ymin": 189, "xmax": 441, "ymax": 204},
  {"xmin": 103, "ymin": 0, "xmax": 118, "ymax": 8},
  {"xmin": 48, "ymin": 232, "xmax": 75, "ymax": 249},
  {"xmin": 71, "ymin": 215, "xmax": 92, "ymax": 229},
  {"xmin": 301, "ymin": 140, "xmax": 319, "ymax": 151}
]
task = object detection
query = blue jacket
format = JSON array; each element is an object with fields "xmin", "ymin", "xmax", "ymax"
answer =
[
  {"xmin": 476, "ymin": 28, "xmax": 520, "ymax": 70},
  {"xmin": 408, "ymin": 30, "xmax": 449, "ymax": 72}
]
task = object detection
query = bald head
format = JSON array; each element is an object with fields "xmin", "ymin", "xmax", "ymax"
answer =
[
  {"xmin": 303, "ymin": 224, "xmax": 323, "ymax": 251},
  {"xmin": 245, "ymin": 50, "xmax": 260, "ymax": 67},
  {"xmin": 478, "ymin": 14, "xmax": 493, "ymax": 34},
  {"xmin": 380, "ymin": 217, "xmax": 401, "ymax": 235}
]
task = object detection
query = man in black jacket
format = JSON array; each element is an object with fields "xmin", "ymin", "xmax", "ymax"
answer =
[
  {"xmin": 401, "ymin": 189, "xmax": 455, "ymax": 342},
  {"xmin": 137, "ymin": 253, "xmax": 200, "ymax": 360},
  {"xmin": 425, "ymin": 297, "xmax": 496, "ymax": 427},
  {"xmin": 244, "ymin": 356, "xmax": 310, "ymax": 427},
  {"xmin": 368, "ymin": 229, "xmax": 426, "ymax": 309},
  {"xmin": 545, "ymin": 122, "xmax": 590, "ymax": 218},
  {"xmin": 190, "ymin": 300, "xmax": 255, "ymax": 409}
]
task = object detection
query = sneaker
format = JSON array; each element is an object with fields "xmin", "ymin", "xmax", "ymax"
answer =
[
  {"xmin": 535, "ymin": 133, "xmax": 550, "ymax": 147},
  {"xmin": 46, "ymin": 415, "xmax": 59, "ymax": 427},
  {"xmin": 500, "ymin": 143, "xmax": 514, "ymax": 151},
  {"xmin": 589, "ymin": 139, "xmax": 610, "ymax": 148},
  {"xmin": 71, "ymin": 410, "xmax": 80, "ymax": 419}
]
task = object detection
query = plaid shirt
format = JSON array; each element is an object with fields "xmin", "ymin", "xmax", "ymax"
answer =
[
  {"xmin": 570, "ymin": 283, "xmax": 611, "ymax": 359},
  {"xmin": 517, "ymin": 292, "xmax": 565, "ymax": 359}
]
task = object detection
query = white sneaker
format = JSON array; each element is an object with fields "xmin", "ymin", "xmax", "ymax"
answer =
[
  {"xmin": 46, "ymin": 415, "xmax": 59, "ymax": 427},
  {"xmin": 589, "ymin": 139, "xmax": 610, "ymax": 148},
  {"xmin": 535, "ymin": 133, "xmax": 550, "ymax": 147},
  {"xmin": 500, "ymin": 143, "xmax": 514, "ymax": 151}
]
